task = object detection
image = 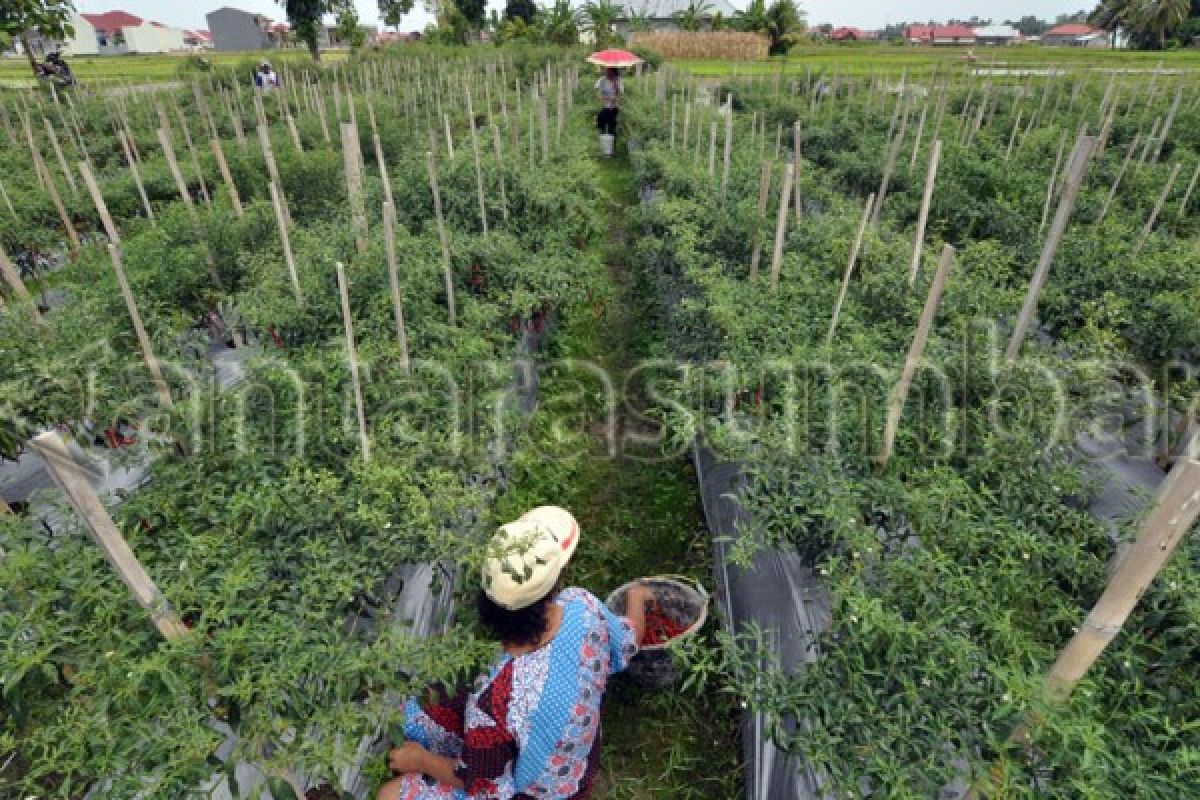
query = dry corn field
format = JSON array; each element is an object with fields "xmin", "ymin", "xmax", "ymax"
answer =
[{"xmin": 630, "ymin": 31, "xmax": 769, "ymax": 60}]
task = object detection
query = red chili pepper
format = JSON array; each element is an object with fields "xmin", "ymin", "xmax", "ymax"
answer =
[{"xmin": 641, "ymin": 608, "xmax": 687, "ymax": 647}]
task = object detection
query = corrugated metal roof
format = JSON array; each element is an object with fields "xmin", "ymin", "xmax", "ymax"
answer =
[
  {"xmin": 612, "ymin": 0, "xmax": 739, "ymax": 20},
  {"xmin": 81, "ymin": 10, "xmax": 144, "ymax": 32},
  {"xmin": 974, "ymin": 25, "xmax": 1019, "ymax": 38}
]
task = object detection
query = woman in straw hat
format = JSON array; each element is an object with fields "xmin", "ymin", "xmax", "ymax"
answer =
[{"xmin": 378, "ymin": 506, "xmax": 653, "ymax": 800}]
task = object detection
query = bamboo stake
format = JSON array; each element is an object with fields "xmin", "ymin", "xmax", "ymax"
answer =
[
  {"xmin": 908, "ymin": 140, "xmax": 942, "ymax": 288},
  {"xmin": 211, "ymin": 137, "xmax": 243, "ymax": 217},
  {"xmin": 1040, "ymin": 129, "xmax": 1069, "ymax": 234},
  {"xmin": 173, "ymin": 103, "xmax": 211, "ymax": 206},
  {"xmin": 682, "ymin": 101, "xmax": 691, "ymax": 156},
  {"xmin": 257, "ymin": 124, "xmax": 285, "ymax": 212},
  {"xmin": 539, "ymin": 98, "xmax": 550, "ymax": 162},
  {"xmin": 0, "ymin": 243, "xmax": 43, "ymax": 323},
  {"xmin": 1179, "ymin": 161, "xmax": 1200, "ymax": 218},
  {"xmin": 466, "ymin": 90, "xmax": 488, "ymax": 235},
  {"xmin": 708, "ymin": 119, "xmax": 717, "ymax": 178},
  {"xmin": 341, "ymin": 123, "xmax": 368, "ymax": 254},
  {"xmin": 872, "ymin": 98, "xmax": 910, "ymax": 225},
  {"xmin": 118, "ymin": 129, "xmax": 154, "ymax": 222},
  {"xmin": 0, "ymin": 181, "xmax": 14, "ymax": 217},
  {"xmin": 490, "ymin": 123, "xmax": 510, "ymax": 222},
  {"xmin": 107, "ymin": 244, "xmax": 173, "ymax": 407},
  {"xmin": 768, "ymin": 163, "xmax": 795, "ymax": 293},
  {"xmin": 877, "ymin": 244, "xmax": 956, "ymax": 470},
  {"xmin": 25, "ymin": 117, "xmax": 79, "ymax": 252},
  {"xmin": 1139, "ymin": 117, "xmax": 1162, "ymax": 166},
  {"xmin": 78, "ymin": 161, "xmax": 120, "ymax": 244},
  {"xmin": 963, "ymin": 443, "xmax": 1200, "ymax": 800},
  {"xmin": 826, "ymin": 193, "xmax": 876, "ymax": 347},
  {"xmin": 721, "ymin": 98, "xmax": 733, "ymax": 198},
  {"xmin": 426, "ymin": 151, "xmax": 457, "ymax": 327},
  {"xmin": 1133, "ymin": 162, "xmax": 1182, "ymax": 256},
  {"xmin": 1007, "ymin": 137, "xmax": 1097, "ymax": 362},
  {"xmin": 269, "ymin": 182, "xmax": 304, "ymax": 306},
  {"xmin": 748, "ymin": 160, "xmax": 772, "ymax": 280},
  {"xmin": 443, "ymin": 112, "xmax": 455, "ymax": 157},
  {"xmin": 1150, "ymin": 87, "xmax": 1182, "ymax": 165},
  {"xmin": 793, "ymin": 120, "xmax": 802, "ymax": 223},
  {"xmin": 43, "ymin": 116, "xmax": 78, "ymax": 196},
  {"xmin": 1004, "ymin": 109, "xmax": 1024, "ymax": 162},
  {"xmin": 1099, "ymin": 132, "xmax": 1142, "ymax": 222},
  {"xmin": 30, "ymin": 431, "xmax": 188, "ymax": 640},
  {"xmin": 383, "ymin": 201, "xmax": 411, "ymax": 375},
  {"xmin": 335, "ymin": 261, "xmax": 371, "ymax": 465},
  {"xmin": 158, "ymin": 127, "xmax": 195, "ymax": 208}
]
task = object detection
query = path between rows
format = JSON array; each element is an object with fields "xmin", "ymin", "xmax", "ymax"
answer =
[{"xmin": 494, "ymin": 146, "xmax": 742, "ymax": 798}]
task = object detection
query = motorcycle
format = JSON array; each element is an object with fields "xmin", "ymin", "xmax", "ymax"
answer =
[{"xmin": 34, "ymin": 53, "xmax": 76, "ymax": 87}]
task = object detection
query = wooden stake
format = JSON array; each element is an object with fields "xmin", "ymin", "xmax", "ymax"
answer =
[
  {"xmin": 1133, "ymin": 162, "xmax": 1182, "ymax": 256},
  {"xmin": 1040, "ymin": 129, "xmax": 1069, "ymax": 234},
  {"xmin": 963, "ymin": 443, "xmax": 1200, "ymax": 800},
  {"xmin": 826, "ymin": 193, "xmax": 876, "ymax": 347},
  {"xmin": 748, "ymin": 160, "xmax": 772, "ymax": 280},
  {"xmin": 768, "ymin": 163, "xmax": 795, "ymax": 293},
  {"xmin": 490, "ymin": 124, "xmax": 510, "ymax": 222},
  {"xmin": 373, "ymin": 132, "xmax": 395, "ymax": 210},
  {"xmin": 78, "ymin": 161, "xmax": 120, "ymax": 244},
  {"xmin": 25, "ymin": 117, "xmax": 79, "ymax": 252},
  {"xmin": 108, "ymin": 244, "xmax": 173, "ymax": 407},
  {"xmin": 708, "ymin": 119, "xmax": 717, "ymax": 178},
  {"xmin": 383, "ymin": 201, "xmax": 411, "ymax": 375},
  {"xmin": 908, "ymin": 140, "xmax": 942, "ymax": 288},
  {"xmin": 268, "ymin": 182, "xmax": 304, "ymax": 307},
  {"xmin": 426, "ymin": 151, "xmax": 457, "ymax": 327},
  {"xmin": 118, "ymin": 129, "xmax": 154, "ymax": 222},
  {"xmin": 158, "ymin": 127, "xmax": 195, "ymax": 209},
  {"xmin": 173, "ymin": 103, "xmax": 211, "ymax": 206},
  {"xmin": 1007, "ymin": 137, "xmax": 1097, "ymax": 362},
  {"xmin": 872, "ymin": 98, "xmax": 910, "ymax": 225},
  {"xmin": 43, "ymin": 116, "xmax": 78, "ymax": 196},
  {"xmin": 1150, "ymin": 87, "xmax": 1182, "ymax": 165},
  {"xmin": 30, "ymin": 430, "xmax": 188, "ymax": 640},
  {"xmin": 466, "ymin": 90, "xmax": 488, "ymax": 235},
  {"xmin": 1179, "ymin": 161, "xmax": 1200, "ymax": 218},
  {"xmin": 877, "ymin": 244, "xmax": 956, "ymax": 469},
  {"xmin": 793, "ymin": 121, "xmax": 802, "ymax": 223},
  {"xmin": 1099, "ymin": 132, "xmax": 1142, "ymax": 222},
  {"xmin": 335, "ymin": 262, "xmax": 371, "ymax": 465},
  {"xmin": 211, "ymin": 137, "xmax": 243, "ymax": 217},
  {"xmin": 0, "ymin": 243, "xmax": 43, "ymax": 323},
  {"xmin": 0, "ymin": 181, "xmax": 14, "ymax": 217},
  {"xmin": 341, "ymin": 123, "xmax": 368, "ymax": 254}
]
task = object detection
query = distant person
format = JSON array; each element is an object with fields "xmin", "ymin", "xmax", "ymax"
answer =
[
  {"xmin": 254, "ymin": 62, "xmax": 279, "ymax": 91},
  {"xmin": 595, "ymin": 67, "xmax": 620, "ymax": 157}
]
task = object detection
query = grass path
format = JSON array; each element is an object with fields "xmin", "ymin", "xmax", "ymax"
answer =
[{"xmin": 492, "ymin": 146, "xmax": 742, "ymax": 798}]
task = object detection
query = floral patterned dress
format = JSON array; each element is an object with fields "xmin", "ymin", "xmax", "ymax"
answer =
[{"xmin": 395, "ymin": 588, "xmax": 638, "ymax": 800}]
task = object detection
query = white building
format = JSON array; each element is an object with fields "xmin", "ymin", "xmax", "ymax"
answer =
[{"xmin": 973, "ymin": 25, "xmax": 1022, "ymax": 45}]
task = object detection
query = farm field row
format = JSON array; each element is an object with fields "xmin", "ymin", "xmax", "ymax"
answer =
[
  {"xmin": 673, "ymin": 43, "xmax": 1200, "ymax": 76},
  {"xmin": 1, "ymin": 46, "xmax": 734, "ymax": 800},
  {"xmin": 619, "ymin": 56, "xmax": 1200, "ymax": 797}
]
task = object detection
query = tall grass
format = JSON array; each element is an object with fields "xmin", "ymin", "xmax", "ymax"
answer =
[{"xmin": 630, "ymin": 31, "xmax": 769, "ymax": 61}]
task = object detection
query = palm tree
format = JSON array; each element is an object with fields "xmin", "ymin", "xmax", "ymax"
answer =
[
  {"xmin": 583, "ymin": 0, "xmax": 621, "ymax": 46},
  {"xmin": 763, "ymin": 0, "xmax": 805, "ymax": 54},
  {"xmin": 673, "ymin": 0, "xmax": 711, "ymax": 32},
  {"xmin": 1131, "ymin": 0, "xmax": 1191, "ymax": 49}
]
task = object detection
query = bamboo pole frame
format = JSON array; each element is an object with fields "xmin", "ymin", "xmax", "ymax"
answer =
[
  {"xmin": 877, "ymin": 244, "xmax": 956, "ymax": 470},
  {"xmin": 335, "ymin": 261, "xmax": 371, "ymax": 465},
  {"xmin": 30, "ymin": 430, "xmax": 188, "ymax": 641}
]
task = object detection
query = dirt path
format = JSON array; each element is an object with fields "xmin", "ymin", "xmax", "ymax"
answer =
[{"xmin": 493, "ymin": 147, "xmax": 742, "ymax": 799}]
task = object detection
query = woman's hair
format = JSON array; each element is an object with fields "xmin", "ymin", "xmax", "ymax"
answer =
[{"xmin": 477, "ymin": 588, "xmax": 556, "ymax": 648}]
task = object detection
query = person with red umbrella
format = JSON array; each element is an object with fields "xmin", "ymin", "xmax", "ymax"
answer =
[{"xmin": 586, "ymin": 50, "xmax": 642, "ymax": 158}]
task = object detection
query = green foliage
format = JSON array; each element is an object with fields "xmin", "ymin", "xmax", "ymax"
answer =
[
  {"xmin": 673, "ymin": 0, "xmax": 711, "ymax": 32},
  {"xmin": 378, "ymin": 0, "xmax": 416, "ymax": 28},
  {"xmin": 582, "ymin": 0, "xmax": 621, "ymax": 48},
  {"xmin": 504, "ymin": 0, "xmax": 538, "ymax": 23}
]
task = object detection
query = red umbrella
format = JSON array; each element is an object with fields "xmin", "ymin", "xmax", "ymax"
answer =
[{"xmin": 586, "ymin": 49, "xmax": 643, "ymax": 68}]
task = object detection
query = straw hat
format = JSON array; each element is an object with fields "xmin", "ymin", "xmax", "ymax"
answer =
[{"xmin": 483, "ymin": 506, "xmax": 579, "ymax": 610}]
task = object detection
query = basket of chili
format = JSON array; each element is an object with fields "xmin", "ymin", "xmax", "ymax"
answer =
[{"xmin": 607, "ymin": 575, "xmax": 709, "ymax": 688}]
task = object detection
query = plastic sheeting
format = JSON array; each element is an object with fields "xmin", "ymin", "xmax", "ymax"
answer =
[{"xmin": 693, "ymin": 442, "xmax": 832, "ymax": 800}]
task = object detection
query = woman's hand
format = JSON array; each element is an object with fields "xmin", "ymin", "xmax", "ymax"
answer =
[
  {"xmin": 624, "ymin": 583, "xmax": 655, "ymax": 644},
  {"xmin": 388, "ymin": 741, "xmax": 429, "ymax": 775}
]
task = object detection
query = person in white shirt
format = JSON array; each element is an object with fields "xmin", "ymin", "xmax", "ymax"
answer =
[{"xmin": 594, "ymin": 67, "xmax": 621, "ymax": 157}]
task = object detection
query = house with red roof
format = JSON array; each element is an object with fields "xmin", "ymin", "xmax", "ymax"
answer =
[
  {"xmin": 905, "ymin": 24, "xmax": 977, "ymax": 46},
  {"xmin": 829, "ymin": 27, "xmax": 876, "ymax": 42},
  {"xmin": 1043, "ymin": 23, "xmax": 1109, "ymax": 47},
  {"xmin": 78, "ymin": 9, "xmax": 186, "ymax": 53}
]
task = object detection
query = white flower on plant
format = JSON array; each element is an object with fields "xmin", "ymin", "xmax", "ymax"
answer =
[
  {"xmin": 1003, "ymin": 692, "xmax": 1011, "ymax": 702},
  {"xmin": 1021, "ymin": 552, "xmax": 1030, "ymax": 560}
]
